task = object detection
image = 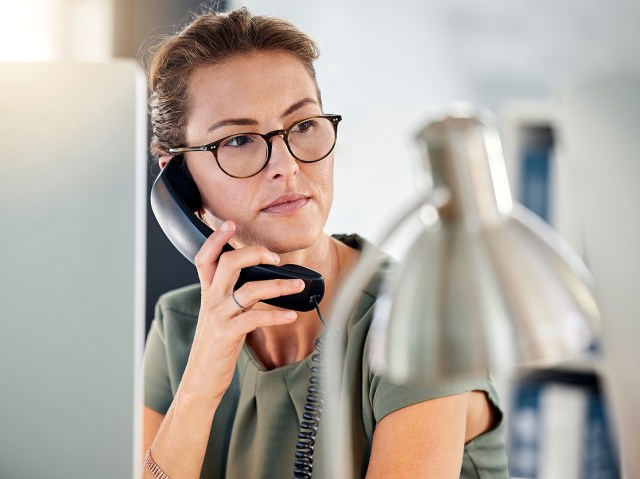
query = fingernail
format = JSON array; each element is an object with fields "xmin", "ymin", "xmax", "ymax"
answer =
[
  {"xmin": 220, "ymin": 221, "xmax": 229, "ymax": 232},
  {"xmin": 293, "ymin": 279, "xmax": 304, "ymax": 289},
  {"xmin": 271, "ymin": 253, "xmax": 280, "ymax": 263},
  {"xmin": 284, "ymin": 311, "xmax": 297, "ymax": 320}
]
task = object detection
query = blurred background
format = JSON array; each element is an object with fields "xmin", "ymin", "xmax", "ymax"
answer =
[{"xmin": 1, "ymin": 0, "xmax": 638, "ymax": 478}]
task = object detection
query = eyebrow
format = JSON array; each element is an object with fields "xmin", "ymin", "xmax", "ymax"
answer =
[
  {"xmin": 207, "ymin": 97, "xmax": 319, "ymax": 133},
  {"xmin": 282, "ymin": 98, "xmax": 318, "ymax": 117},
  {"xmin": 207, "ymin": 117, "xmax": 258, "ymax": 133}
]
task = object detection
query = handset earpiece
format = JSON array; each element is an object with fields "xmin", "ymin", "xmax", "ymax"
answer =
[
  {"xmin": 150, "ymin": 157, "xmax": 213, "ymax": 260},
  {"xmin": 150, "ymin": 157, "xmax": 324, "ymax": 312}
]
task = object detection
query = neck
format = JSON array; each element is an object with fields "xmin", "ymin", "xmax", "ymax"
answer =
[
  {"xmin": 247, "ymin": 233, "xmax": 359, "ymax": 369},
  {"xmin": 278, "ymin": 233, "xmax": 354, "ymax": 313},
  {"xmin": 278, "ymin": 233, "xmax": 335, "ymax": 277}
]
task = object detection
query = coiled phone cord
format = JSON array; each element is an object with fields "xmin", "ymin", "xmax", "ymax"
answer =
[{"xmin": 293, "ymin": 298, "xmax": 326, "ymax": 479}]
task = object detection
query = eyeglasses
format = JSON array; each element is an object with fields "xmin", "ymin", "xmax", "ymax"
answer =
[{"xmin": 168, "ymin": 114, "xmax": 342, "ymax": 179}]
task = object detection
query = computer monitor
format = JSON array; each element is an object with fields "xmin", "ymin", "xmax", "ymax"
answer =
[{"xmin": 0, "ymin": 61, "xmax": 147, "ymax": 478}]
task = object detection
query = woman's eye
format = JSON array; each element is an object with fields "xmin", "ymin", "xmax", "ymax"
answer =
[
  {"xmin": 294, "ymin": 119, "xmax": 317, "ymax": 133},
  {"xmin": 221, "ymin": 135, "xmax": 253, "ymax": 148}
]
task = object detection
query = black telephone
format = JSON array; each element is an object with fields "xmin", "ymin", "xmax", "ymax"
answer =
[{"xmin": 150, "ymin": 157, "xmax": 325, "ymax": 312}]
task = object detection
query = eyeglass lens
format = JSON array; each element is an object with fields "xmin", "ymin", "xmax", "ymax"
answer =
[{"xmin": 216, "ymin": 117, "xmax": 337, "ymax": 178}]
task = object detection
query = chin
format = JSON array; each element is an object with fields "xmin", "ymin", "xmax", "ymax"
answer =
[
  {"xmin": 269, "ymin": 238, "xmax": 317, "ymax": 255},
  {"xmin": 271, "ymin": 229, "xmax": 324, "ymax": 254},
  {"xmin": 238, "ymin": 221, "xmax": 324, "ymax": 254}
]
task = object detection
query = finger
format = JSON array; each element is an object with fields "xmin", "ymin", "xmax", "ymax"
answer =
[
  {"xmin": 195, "ymin": 220, "xmax": 236, "ymax": 289},
  {"xmin": 230, "ymin": 309, "xmax": 299, "ymax": 335},
  {"xmin": 213, "ymin": 245, "xmax": 282, "ymax": 292},
  {"xmin": 225, "ymin": 278, "xmax": 306, "ymax": 314}
]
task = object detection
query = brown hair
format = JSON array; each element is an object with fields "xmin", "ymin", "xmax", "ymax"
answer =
[{"xmin": 147, "ymin": 7, "xmax": 321, "ymax": 159}]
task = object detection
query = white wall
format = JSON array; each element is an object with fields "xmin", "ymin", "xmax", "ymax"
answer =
[
  {"xmin": 233, "ymin": 0, "xmax": 640, "ymax": 246},
  {"xmin": 233, "ymin": 2, "xmax": 640, "ymax": 476}
]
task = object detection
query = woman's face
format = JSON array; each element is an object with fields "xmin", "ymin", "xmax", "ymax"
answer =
[{"xmin": 182, "ymin": 51, "xmax": 334, "ymax": 254}]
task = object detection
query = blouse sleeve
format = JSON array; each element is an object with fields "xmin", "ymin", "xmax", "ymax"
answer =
[
  {"xmin": 368, "ymin": 368, "xmax": 494, "ymax": 424},
  {"xmin": 354, "ymin": 258, "xmax": 503, "ymax": 425},
  {"xmin": 355, "ymin": 292, "xmax": 499, "ymax": 424}
]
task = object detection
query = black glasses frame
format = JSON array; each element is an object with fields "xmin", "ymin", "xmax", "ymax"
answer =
[{"xmin": 168, "ymin": 114, "xmax": 342, "ymax": 178}]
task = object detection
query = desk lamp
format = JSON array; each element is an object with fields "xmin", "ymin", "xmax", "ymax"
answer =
[{"xmin": 321, "ymin": 104, "xmax": 601, "ymax": 478}]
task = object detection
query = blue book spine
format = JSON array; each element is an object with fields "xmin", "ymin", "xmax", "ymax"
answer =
[
  {"xmin": 507, "ymin": 381, "xmax": 542, "ymax": 478},
  {"xmin": 520, "ymin": 145, "xmax": 551, "ymax": 222},
  {"xmin": 582, "ymin": 388, "xmax": 620, "ymax": 478}
]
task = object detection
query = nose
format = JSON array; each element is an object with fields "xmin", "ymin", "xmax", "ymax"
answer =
[{"xmin": 266, "ymin": 134, "xmax": 299, "ymax": 179}]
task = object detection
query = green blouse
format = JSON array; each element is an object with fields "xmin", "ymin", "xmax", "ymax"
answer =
[{"xmin": 144, "ymin": 234, "xmax": 508, "ymax": 478}]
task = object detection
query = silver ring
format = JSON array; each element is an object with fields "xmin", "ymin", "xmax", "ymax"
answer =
[{"xmin": 231, "ymin": 290, "xmax": 246, "ymax": 310}]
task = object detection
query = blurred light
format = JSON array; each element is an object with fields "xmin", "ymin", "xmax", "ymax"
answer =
[
  {"xmin": 0, "ymin": 1, "xmax": 57, "ymax": 61},
  {"xmin": 0, "ymin": 0, "xmax": 113, "ymax": 62}
]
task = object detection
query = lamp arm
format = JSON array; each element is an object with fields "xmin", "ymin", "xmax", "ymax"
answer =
[{"xmin": 321, "ymin": 187, "xmax": 449, "ymax": 479}]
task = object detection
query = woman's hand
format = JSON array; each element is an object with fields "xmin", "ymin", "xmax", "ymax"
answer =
[
  {"xmin": 145, "ymin": 220, "xmax": 305, "ymax": 479},
  {"xmin": 180, "ymin": 220, "xmax": 305, "ymax": 402}
]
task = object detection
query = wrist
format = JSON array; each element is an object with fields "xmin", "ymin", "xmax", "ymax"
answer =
[
  {"xmin": 145, "ymin": 448, "xmax": 170, "ymax": 479},
  {"xmin": 173, "ymin": 383, "xmax": 223, "ymax": 419},
  {"xmin": 148, "ymin": 390, "xmax": 219, "ymax": 479}
]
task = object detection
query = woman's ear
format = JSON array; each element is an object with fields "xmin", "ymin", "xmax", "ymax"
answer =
[{"xmin": 158, "ymin": 155, "xmax": 173, "ymax": 169}]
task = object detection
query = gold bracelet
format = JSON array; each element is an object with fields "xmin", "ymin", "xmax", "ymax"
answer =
[{"xmin": 144, "ymin": 448, "xmax": 171, "ymax": 479}]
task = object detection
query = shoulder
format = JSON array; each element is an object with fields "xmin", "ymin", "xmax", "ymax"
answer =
[
  {"xmin": 332, "ymin": 233, "xmax": 395, "ymax": 351},
  {"xmin": 148, "ymin": 284, "xmax": 201, "ymax": 375},
  {"xmin": 145, "ymin": 284, "xmax": 202, "ymax": 410},
  {"xmin": 332, "ymin": 233, "xmax": 367, "ymax": 251},
  {"xmin": 332, "ymin": 233, "xmax": 394, "ymax": 301},
  {"xmin": 152, "ymin": 284, "xmax": 201, "ymax": 339},
  {"xmin": 333, "ymin": 234, "xmax": 394, "ymax": 323},
  {"xmin": 157, "ymin": 283, "xmax": 201, "ymax": 317}
]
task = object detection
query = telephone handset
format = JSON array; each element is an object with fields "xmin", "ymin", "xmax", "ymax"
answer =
[{"xmin": 150, "ymin": 157, "xmax": 325, "ymax": 312}]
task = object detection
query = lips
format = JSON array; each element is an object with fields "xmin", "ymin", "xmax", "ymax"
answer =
[{"xmin": 262, "ymin": 193, "xmax": 310, "ymax": 215}]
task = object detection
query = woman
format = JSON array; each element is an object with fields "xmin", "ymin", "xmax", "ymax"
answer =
[{"xmin": 143, "ymin": 8, "xmax": 508, "ymax": 479}]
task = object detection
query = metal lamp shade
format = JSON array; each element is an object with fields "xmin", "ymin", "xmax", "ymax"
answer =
[{"xmin": 370, "ymin": 107, "xmax": 600, "ymax": 384}]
